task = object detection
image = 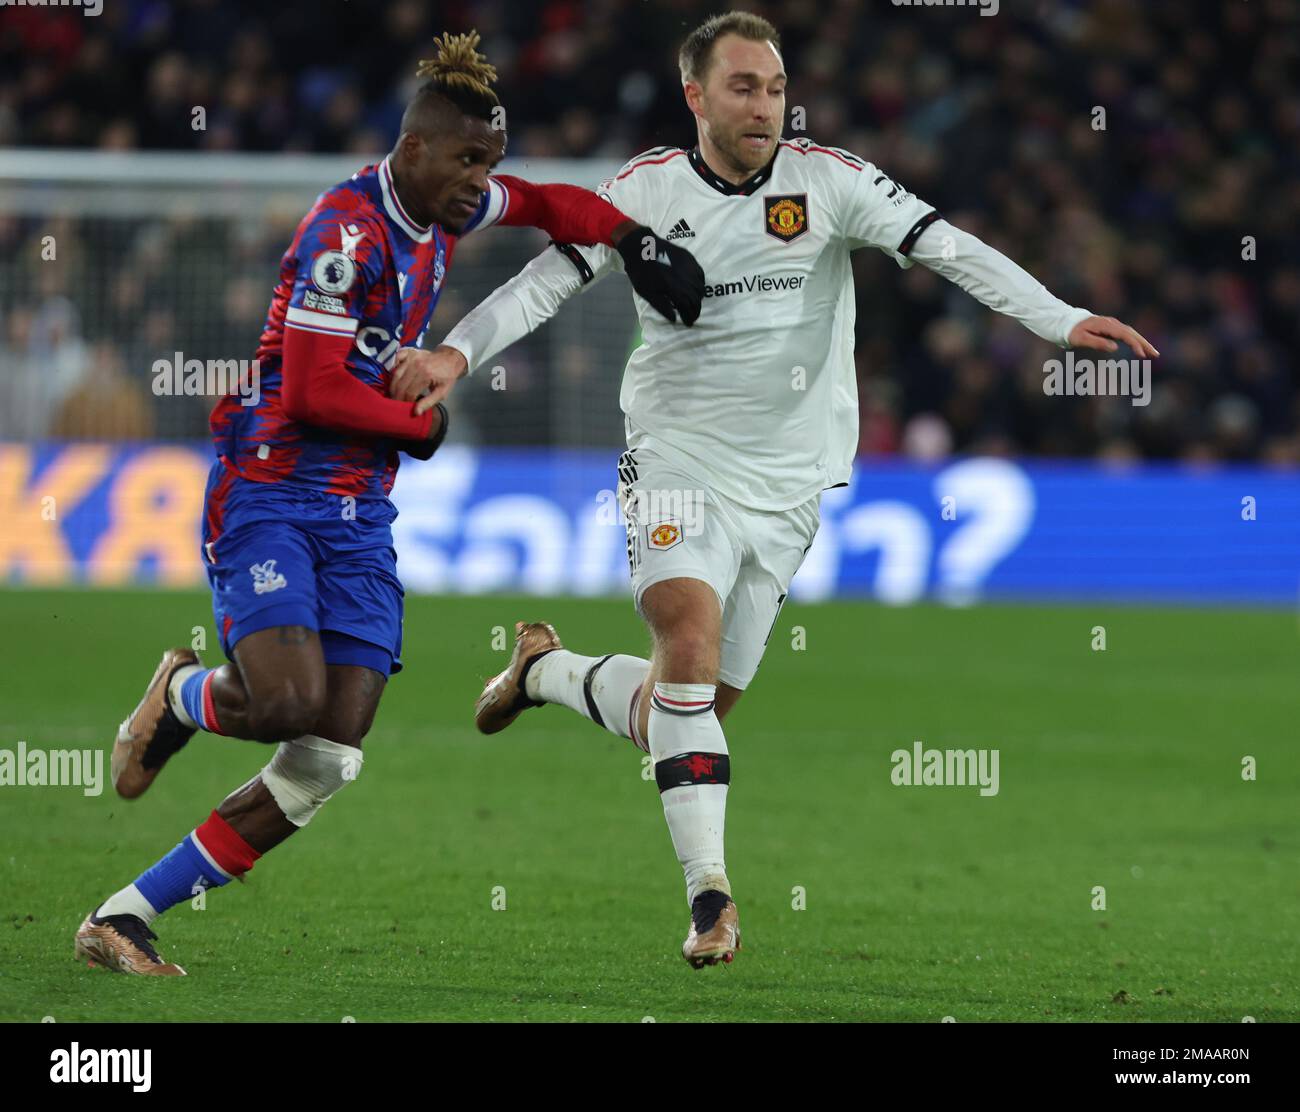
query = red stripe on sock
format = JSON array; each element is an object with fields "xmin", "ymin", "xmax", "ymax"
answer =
[
  {"xmin": 194, "ymin": 809, "xmax": 261, "ymax": 876},
  {"xmin": 201, "ymin": 670, "xmax": 225, "ymax": 735},
  {"xmin": 654, "ymin": 694, "xmax": 713, "ymax": 707}
]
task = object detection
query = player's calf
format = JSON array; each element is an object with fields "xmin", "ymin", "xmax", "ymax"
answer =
[
  {"xmin": 83, "ymin": 735, "xmax": 363, "ymax": 975},
  {"xmin": 78, "ymin": 807, "xmax": 259, "ymax": 976},
  {"xmin": 87, "ymin": 668, "xmax": 376, "ymax": 974},
  {"xmin": 650, "ymin": 681, "xmax": 732, "ymax": 901}
]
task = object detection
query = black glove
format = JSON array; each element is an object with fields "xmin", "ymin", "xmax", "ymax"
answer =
[
  {"xmin": 615, "ymin": 225, "xmax": 705, "ymax": 325},
  {"xmin": 398, "ymin": 402, "xmax": 449, "ymax": 461}
]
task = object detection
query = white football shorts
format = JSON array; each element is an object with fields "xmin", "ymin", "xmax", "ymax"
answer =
[{"xmin": 615, "ymin": 443, "xmax": 820, "ymax": 690}]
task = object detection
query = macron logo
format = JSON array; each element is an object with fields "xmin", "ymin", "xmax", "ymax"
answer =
[
  {"xmin": 339, "ymin": 223, "xmax": 365, "ymax": 259},
  {"xmin": 665, "ymin": 218, "xmax": 695, "ymax": 241}
]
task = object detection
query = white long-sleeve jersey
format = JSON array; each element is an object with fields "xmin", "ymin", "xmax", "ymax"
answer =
[{"xmin": 443, "ymin": 139, "xmax": 1092, "ymax": 511}]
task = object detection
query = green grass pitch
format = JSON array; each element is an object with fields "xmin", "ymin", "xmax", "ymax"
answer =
[{"xmin": 0, "ymin": 589, "xmax": 1295, "ymax": 1022}]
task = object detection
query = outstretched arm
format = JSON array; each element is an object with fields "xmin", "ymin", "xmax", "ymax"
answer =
[
  {"xmin": 839, "ymin": 154, "xmax": 1157, "ymax": 356},
  {"xmin": 390, "ymin": 243, "xmax": 605, "ymax": 413},
  {"xmin": 446, "ymin": 244, "xmax": 597, "ymax": 369},
  {"xmin": 391, "ymin": 227, "xmax": 707, "ymax": 412},
  {"xmin": 908, "ymin": 220, "xmax": 1158, "ymax": 355}
]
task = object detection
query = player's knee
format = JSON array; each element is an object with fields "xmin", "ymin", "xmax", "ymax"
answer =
[
  {"xmin": 247, "ymin": 684, "xmax": 327, "ymax": 742},
  {"xmin": 260, "ymin": 735, "xmax": 362, "ymax": 827},
  {"xmin": 657, "ymin": 627, "xmax": 719, "ymax": 685}
]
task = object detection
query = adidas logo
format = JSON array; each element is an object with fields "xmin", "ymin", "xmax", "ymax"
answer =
[{"xmin": 666, "ymin": 218, "xmax": 695, "ymax": 241}]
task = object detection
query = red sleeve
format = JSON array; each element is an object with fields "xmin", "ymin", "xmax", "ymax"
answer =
[
  {"xmin": 281, "ymin": 326, "xmax": 434, "ymax": 440},
  {"xmin": 491, "ymin": 175, "xmax": 629, "ymax": 246}
]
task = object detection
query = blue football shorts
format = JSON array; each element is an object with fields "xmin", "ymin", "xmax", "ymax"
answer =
[{"xmin": 200, "ymin": 460, "xmax": 404, "ymax": 676}]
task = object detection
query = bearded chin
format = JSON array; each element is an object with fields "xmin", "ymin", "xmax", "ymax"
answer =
[{"xmin": 734, "ymin": 136, "xmax": 768, "ymax": 169}]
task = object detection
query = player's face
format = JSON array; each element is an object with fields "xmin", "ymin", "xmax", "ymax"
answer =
[
  {"xmin": 409, "ymin": 118, "xmax": 506, "ymax": 233},
  {"xmin": 692, "ymin": 35, "xmax": 786, "ymax": 176}
]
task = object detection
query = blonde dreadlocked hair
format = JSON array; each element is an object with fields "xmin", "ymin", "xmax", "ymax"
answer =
[{"xmin": 412, "ymin": 31, "xmax": 500, "ymax": 122}]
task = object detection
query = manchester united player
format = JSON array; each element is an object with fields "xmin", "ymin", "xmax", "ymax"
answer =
[{"xmin": 412, "ymin": 13, "xmax": 1156, "ymax": 969}]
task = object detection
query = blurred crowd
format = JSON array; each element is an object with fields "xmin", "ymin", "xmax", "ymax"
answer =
[{"xmin": 1, "ymin": 0, "xmax": 1297, "ymax": 463}]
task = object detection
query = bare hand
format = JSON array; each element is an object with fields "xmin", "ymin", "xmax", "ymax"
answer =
[
  {"xmin": 388, "ymin": 345, "xmax": 469, "ymax": 412},
  {"xmin": 1067, "ymin": 316, "xmax": 1159, "ymax": 358}
]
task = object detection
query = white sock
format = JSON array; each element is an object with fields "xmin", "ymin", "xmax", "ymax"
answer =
[
  {"xmin": 526, "ymin": 651, "xmax": 650, "ymax": 750},
  {"xmin": 648, "ymin": 681, "xmax": 730, "ymax": 906},
  {"xmin": 167, "ymin": 664, "xmax": 203, "ymax": 729},
  {"xmin": 96, "ymin": 883, "xmax": 160, "ymax": 926}
]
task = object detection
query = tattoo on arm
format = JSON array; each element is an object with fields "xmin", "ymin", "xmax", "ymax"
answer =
[{"xmin": 277, "ymin": 626, "xmax": 313, "ymax": 645}]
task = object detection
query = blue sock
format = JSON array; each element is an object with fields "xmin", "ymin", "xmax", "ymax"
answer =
[
  {"xmin": 132, "ymin": 833, "xmax": 232, "ymax": 917},
  {"xmin": 178, "ymin": 668, "xmax": 222, "ymax": 733}
]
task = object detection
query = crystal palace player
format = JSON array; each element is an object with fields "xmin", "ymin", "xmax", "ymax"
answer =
[
  {"xmin": 416, "ymin": 13, "xmax": 1158, "ymax": 968},
  {"xmin": 74, "ymin": 33, "xmax": 704, "ymax": 976}
]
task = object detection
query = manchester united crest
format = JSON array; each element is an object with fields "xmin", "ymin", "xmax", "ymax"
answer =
[
  {"xmin": 646, "ymin": 519, "xmax": 682, "ymax": 550},
  {"xmin": 764, "ymin": 194, "xmax": 808, "ymax": 242}
]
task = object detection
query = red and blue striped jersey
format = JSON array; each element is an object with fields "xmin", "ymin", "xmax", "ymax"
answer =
[{"xmin": 210, "ymin": 156, "xmax": 510, "ymax": 497}]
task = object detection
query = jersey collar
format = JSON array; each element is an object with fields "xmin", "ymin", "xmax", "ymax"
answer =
[
  {"xmin": 688, "ymin": 144, "xmax": 778, "ymax": 196},
  {"xmin": 378, "ymin": 155, "xmax": 434, "ymax": 243}
]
